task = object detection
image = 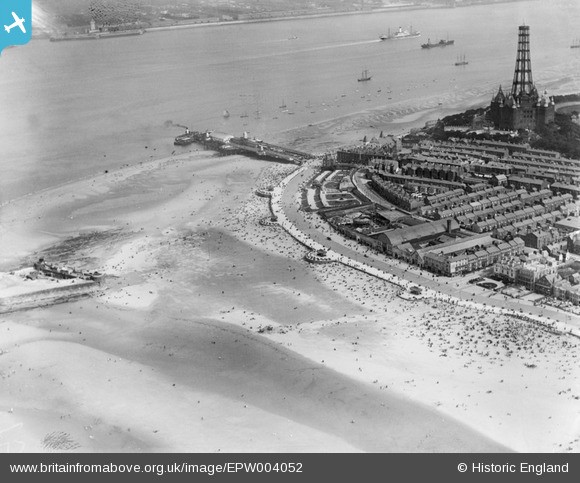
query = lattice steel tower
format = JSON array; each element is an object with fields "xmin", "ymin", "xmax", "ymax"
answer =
[
  {"xmin": 511, "ymin": 25, "xmax": 534, "ymax": 97},
  {"xmin": 490, "ymin": 24, "xmax": 554, "ymax": 131}
]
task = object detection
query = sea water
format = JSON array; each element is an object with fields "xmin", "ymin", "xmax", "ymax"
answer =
[{"xmin": 0, "ymin": 0, "xmax": 578, "ymax": 202}]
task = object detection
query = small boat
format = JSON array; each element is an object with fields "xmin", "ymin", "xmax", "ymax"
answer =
[
  {"xmin": 358, "ymin": 69, "xmax": 372, "ymax": 82},
  {"xmin": 454, "ymin": 54, "xmax": 468, "ymax": 66},
  {"xmin": 222, "ymin": 110, "xmax": 230, "ymax": 118}
]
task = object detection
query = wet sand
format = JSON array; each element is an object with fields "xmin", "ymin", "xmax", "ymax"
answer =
[{"xmin": 0, "ymin": 112, "xmax": 578, "ymax": 453}]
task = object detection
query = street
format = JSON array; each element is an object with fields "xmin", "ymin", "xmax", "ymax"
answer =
[{"xmin": 280, "ymin": 166, "xmax": 579, "ymax": 328}]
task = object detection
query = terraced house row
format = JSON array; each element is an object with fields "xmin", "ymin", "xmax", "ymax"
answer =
[{"xmin": 320, "ymin": 134, "xmax": 580, "ymax": 279}]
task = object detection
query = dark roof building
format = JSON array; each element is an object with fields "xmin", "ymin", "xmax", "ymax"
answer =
[
  {"xmin": 489, "ymin": 26, "xmax": 555, "ymax": 132},
  {"xmin": 377, "ymin": 219, "xmax": 459, "ymax": 255}
]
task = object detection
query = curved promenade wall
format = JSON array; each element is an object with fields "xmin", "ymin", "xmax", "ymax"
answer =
[{"xmin": 270, "ymin": 166, "xmax": 579, "ymax": 338}]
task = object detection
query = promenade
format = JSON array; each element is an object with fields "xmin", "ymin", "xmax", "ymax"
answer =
[{"xmin": 271, "ymin": 164, "xmax": 580, "ymax": 334}]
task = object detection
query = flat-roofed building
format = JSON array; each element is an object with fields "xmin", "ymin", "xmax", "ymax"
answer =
[
  {"xmin": 421, "ymin": 234, "xmax": 524, "ymax": 276},
  {"xmin": 377, "ymin": 219, "xmax": 459, "ymax": 256},
  {"xmin": 555, "ymin": 217, "xmax": 580, "ymax": 233}
]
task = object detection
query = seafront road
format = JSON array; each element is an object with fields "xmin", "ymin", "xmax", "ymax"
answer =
[{"xmin": 277, "ymin": 165, "xmax": 580, "ymax": 333}]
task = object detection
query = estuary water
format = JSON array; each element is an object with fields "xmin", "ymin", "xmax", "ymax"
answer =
[{"xmin": 0, "ymin": 0, "xmax": 579, "ymax": 201}]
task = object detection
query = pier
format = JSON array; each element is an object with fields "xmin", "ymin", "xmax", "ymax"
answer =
[{"xmin": 174, "ymin": 130, "xmax": 312, "ymax": 164}]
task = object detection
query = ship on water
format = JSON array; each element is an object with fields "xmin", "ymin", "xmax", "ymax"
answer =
[
  {"xmin": 421, "ymin": 37, "xmax": 454, "ymax": 49},
  {"xmin": 379, "ymin": 26, "xmax": 420, "ymax": 41},
  {"xmin": 357, "ymin": 69, "xmax": 372, "ymax": 82},
  {"xmin": 454, "ymin": 54, "xmax": 468, "ymax": 66}
]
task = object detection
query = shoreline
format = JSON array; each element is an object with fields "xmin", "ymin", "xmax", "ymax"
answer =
[
  {"xmin": 3, "ymin": 1, "xmax": 579, "ymax": 447},
  {"xmin": 142, "ymin": 5, "xmax": 424, "ymax": 34},
  {"xmin": 37, "ymin": 0, "xmax": 539, "ymax": 40},
  {"xmin": 271, "ymin": 165, "xmax": 580, "ymax": 336},
  {"xmin": 34, "ymin": 4, "xmax": 423, "ymax": 39},
  {"xmin": 1, "ymin": 148, "xmax": 578, "ymax": 452},
  {"xmin": 0, "ymin": 155, "xmax": 511, "ymax": 452}
]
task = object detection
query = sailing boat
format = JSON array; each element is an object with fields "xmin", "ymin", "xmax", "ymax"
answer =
[
  {"xmin": 279, "ymin": 99, "xmax": 287, "ymax": 109},
  {"xmin": 254, "ymin": 95, "xmax": 261, "ymax": 120},
  {"xmin": 358, "ymin": 69, "xmax": 372, "ymax": 82},
  {"xmin": 571, "ymin": 39, "xmax": 580, "ymax": 49},
  {"xmin": 454, "ymin": 54, "xmax": 468, "ymax": 66}
]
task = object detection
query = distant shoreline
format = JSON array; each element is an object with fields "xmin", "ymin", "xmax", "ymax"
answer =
[
  {"xmin": 141, "ymin": 5, "xmax": 424, "ymax": 34},
  {"xmin": 144, "ymin": 1, "xmax": 537, "ymax": 35},
  {"xmin": 37, "ymin": 0, "xmax": 538, "ymax": 40}
]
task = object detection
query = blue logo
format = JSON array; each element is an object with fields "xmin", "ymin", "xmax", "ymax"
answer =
[{"xmin": 1, "ymin": 0, "xmax": 32, "ymax": 54}]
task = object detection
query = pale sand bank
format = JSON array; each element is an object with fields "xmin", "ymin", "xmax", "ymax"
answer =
[
  {"xmin": 218, "ymin": 185, "xmax": 580, "ymax": 452},
  {"xmin": 1, "ymin": 112, "xmax": 578, "ymax": 452}
]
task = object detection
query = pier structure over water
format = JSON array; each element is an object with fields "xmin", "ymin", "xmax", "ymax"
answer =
[{"xmin": 174, "ymin": 130, "xmax": 312, "ymax": 164}]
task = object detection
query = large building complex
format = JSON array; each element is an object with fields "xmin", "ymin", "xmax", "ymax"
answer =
[
  {"xmin": 305, "ymin": 23, "xmax": 579, "ymax": 305},
  {"xmin": 310, "ymin": 138, "xmax": 579, "ymax": 290},
  {"xmin": 489, "ymin": 25, "xmax": 555, "ymax": 131}
]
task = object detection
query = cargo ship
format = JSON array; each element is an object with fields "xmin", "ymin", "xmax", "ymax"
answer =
[
  {"xmin": 421, "ymin": 37, "xmax": 454, "ymax": 49},
  {"xmin": 380, "ymin": 26, "xmax": 420, "ymax": 41}
]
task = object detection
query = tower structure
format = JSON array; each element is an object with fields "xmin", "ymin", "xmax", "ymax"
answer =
[
  {"xmin": 489, "ymin": 25, "xmax": 554, "ymax": 131},
  {"xmin": 511, "ymin": 25, "xmax": 534, "ymax": 98}
]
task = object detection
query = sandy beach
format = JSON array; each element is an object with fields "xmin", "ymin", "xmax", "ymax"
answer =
[{"xmin": 1, "ymin": 106, "xmax": 579, "ymax": 453}]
